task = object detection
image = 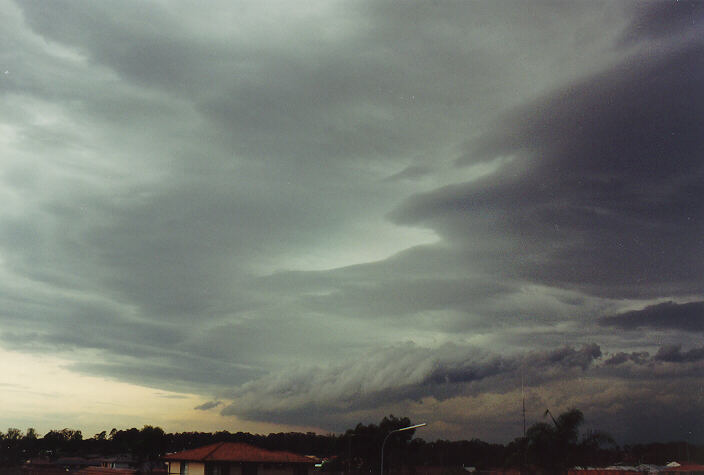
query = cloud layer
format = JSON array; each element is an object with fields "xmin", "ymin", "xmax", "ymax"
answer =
[
  {"xmin": 218, "ymin": 342, "xmax": 703, "ymax": 442},
  {"xmin": 0, "ymin": 0, "xmax": 702, "ymax": 442},
  {"xmin": 600, "ymin": 301, "xmax": 704, "ymax": 332}
]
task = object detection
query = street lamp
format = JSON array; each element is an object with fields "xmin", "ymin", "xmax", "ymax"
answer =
[{"xmin": 380, "ymin": 423, "xmax": 426, "ymax": 475}]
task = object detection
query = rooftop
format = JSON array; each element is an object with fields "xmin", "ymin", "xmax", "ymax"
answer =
[{"xmin": 163, "ymin": 442, "xmax": 313, "ymax": 464}]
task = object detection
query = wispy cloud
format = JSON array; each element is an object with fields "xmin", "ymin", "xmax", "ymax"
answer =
[{"xmin": 195, "ymin": 400, "xmax": 223, "ymax": 411}]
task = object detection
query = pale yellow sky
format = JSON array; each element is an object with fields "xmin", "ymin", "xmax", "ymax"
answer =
[{"xmin": 0, "ymin": 346, "xmax": 319, "ymax": 437}]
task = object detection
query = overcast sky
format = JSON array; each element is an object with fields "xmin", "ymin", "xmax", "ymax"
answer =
[{"xmin": 1, "ymin": 0, "xmax": 703, "ymax": 444}]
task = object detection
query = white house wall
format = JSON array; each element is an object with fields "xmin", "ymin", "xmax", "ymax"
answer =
[
  {"xmin": 190, "ymin": 462, "xmax": 206, "ymax": 475},
  {"xmin": 167, "ymin": 461, "xmax": 206, "ymax": 475}
]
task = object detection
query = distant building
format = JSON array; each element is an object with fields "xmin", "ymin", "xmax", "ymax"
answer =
[
  {"xmin": 21, "ymin": 455, "xmax": 163, "ymax": 475},
  {"xmin": 163, "ymin": 443, "xmax": 315, "ymax": 475},
  {"xmin": 663, "ymin": 465, "xmax": 704, "ymax": 475},
  {"xmin": 21, "ymin": 457, "xmax": 63, "ymax": 475},
  {"xmin": 98, "ymin": 454, "xmax": 139, "ymax": 470},
  {"xmin": 567, "ymin": 465, "xmax": 704, "ymax": 475},
  {"xmin": 78, "ymin": 468, "xmax": 137, "ymax": 475},
  {"xmin": 22, "ymin": 457, "xmax": 101, "ymax": 475}
]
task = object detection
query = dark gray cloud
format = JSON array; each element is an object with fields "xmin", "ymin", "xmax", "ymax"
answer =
[
  {"xmin": 654, "ymin": 344, "xmax": 704, "ymax": 363},
  {"xmin": 600, "ymin": 301, "xmax": 704, "ymax": 333},
  {"xmin": 195, "ymin": 400, "xmax": 222, "ymax": 411},
  {"xmin": 219, "ymin": 341, "xmax": 704, "ymax": 441},
  {"xmin": 1, "ymin": 0, "xmax": 702, "ymax": 443},
  {"xmin": 392, "ymin": 39, "xmax": 704, "ymax": 299},
  {"xmin": 621, "ymin": 0, "xmax": 704, "ymax": 44},
  {"xmin": 220, "ymin": 343, "xmax": 603, "ymax": 426},
  {"xmin": 602, "ymin": 395, "xmax": 704, "ymax": 445}
]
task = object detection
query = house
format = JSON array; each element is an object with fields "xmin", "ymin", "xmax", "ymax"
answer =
[
  {"xmin": 77, "ymin": 468, "xmax": 137, "ymax": 475},
  {"xmin": 54, "ymin": 457, "xmax": 101, "ymax": 471},
  {"xmin": 98, "ymin": 454, "xmax": 139, "ymax": 470},
  {"xmin": 22, "ymin": 457, "xmax": 65, "ymax": 475},
  {"xmin": 163, "ymin": 442, "xmax": 314, "ymax": 475},
  {"xmin": 22, "ymin": 457, "xmax": 102, "ymax": 475},
  {"xmin": 664, "ymin": 464, "xmax": 704, "ymax": 475}
]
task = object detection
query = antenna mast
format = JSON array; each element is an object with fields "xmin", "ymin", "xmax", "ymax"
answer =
[{"xmin": 521, "ymin": 375, "xmax": 526, "ymax": 437}]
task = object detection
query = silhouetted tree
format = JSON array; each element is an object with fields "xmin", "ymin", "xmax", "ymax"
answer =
[
  {"xmin": 338, "ymin": 415, "xmax": 419, "ymax": 474},
  {"xmin": 520, "ymin": 408, "xmax": 619, "ymax": 472},
  {"xmin": 4, "ymin": 415, "xmax": 703, "ymax": 472},
  {"xmin": 578, "ymin": 429, "xmax": 617, "ymax": 467}
]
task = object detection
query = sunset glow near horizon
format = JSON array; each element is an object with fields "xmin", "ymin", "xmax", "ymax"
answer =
[
  {"xmin": 0, "ymin": 0, "xmax": 703, "ymax": 444},
  {"xmin": 0, "ymin": 347, "xmax": 321, "ymax": 437}
]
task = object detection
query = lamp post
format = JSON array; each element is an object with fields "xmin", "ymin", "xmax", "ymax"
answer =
[{"xmin": 380, "ymin": 423, "xmax": 426, "ymax": 475}]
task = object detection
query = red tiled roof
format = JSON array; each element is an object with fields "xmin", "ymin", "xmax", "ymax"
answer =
[
  {"xmin": 163, "ymin": 442, "xmax": 313, "ymax": 464},
  {"xmin": 665, "ymin": 465, "xmax": 704, "ymax": 472}
]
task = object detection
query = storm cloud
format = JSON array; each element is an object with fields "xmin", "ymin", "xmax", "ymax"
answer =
[
  {"xmin": 654, "ymin": 344, "xmax": 704, "ymax": 363},
  {"xmin": 600, "ymin": 301, "xmax": 704, "ymax": 332},
  {"xmin": 220, "ymin": 343, "xmax": 603, "ymax": 427},
  {"xmin": 0, "ymin": 0, "xmax": 702, "ymax": 442},
  {"xmin": 219, "ymin": 341, "xmax": 703, "ymax": 441},
  {"xmin": 391, "ymin": 39, "xmax": 704, "ymax": 299}
]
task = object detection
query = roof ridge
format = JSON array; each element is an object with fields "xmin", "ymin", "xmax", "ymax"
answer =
[
  {"xmin": 164, "ymin": 442, "xmax": 312, "ymax": 464},
  {"xmin": 203, "ymin": 442, "xmax": 226, "ymax": 461}
]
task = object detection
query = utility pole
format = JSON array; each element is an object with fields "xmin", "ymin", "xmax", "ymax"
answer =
[
  {"xmin": 522, "ymin": 376, "xmax": 527, "ymax": 470},
  {"xmin": 522, "ymin": 376, "xmax": 526, "ymax": 438}
]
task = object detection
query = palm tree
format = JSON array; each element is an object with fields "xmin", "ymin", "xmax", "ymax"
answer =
[{"xmin": 526, "ymin": 408, "xmax": 586, "ymax": 473}]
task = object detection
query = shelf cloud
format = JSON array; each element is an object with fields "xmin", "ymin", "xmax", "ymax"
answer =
[{"xmin": 1, "ymin": 0, "xmax": 702, "ymax": 442}]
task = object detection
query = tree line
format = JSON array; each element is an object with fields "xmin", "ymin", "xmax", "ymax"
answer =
[{"xmin": 1, "ymin": 411, "xmax": 702, "ymax": 472}]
